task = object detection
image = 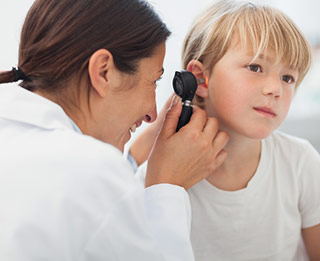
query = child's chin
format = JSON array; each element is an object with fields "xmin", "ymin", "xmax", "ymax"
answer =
[
  {"xmin": 250, "ymin": 130, "xmax": 273, "ymax": 140},
  {"xmin": 238, "ymin": 126, "xmax": 273, "ymax": 140}
]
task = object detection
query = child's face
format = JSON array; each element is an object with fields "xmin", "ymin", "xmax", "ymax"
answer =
[{"xmin": 206, "ymin": 43, "xmax": 298, "ymax": 139}]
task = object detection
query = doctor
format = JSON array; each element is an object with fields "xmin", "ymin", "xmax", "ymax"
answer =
[{"xmin": 0, "ymin": 0, "xmax": 229, "ymax": 260}]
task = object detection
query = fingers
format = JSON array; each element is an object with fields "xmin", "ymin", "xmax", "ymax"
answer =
[
  {"xmin": 149, "ymin": 94, "xmax": 175, "ymax": 133},
  {"xmin": 163, "ymin": 93, "xmax": 175, "ymax": 111},
  {"xmin": 213, "ymin": 149, "xmax": 228, "ymax": 169},
  {"xmin": 212, "ymin": 131, "xmax": 229, "ymax": 157},
  {"xmin": 157, "ymin": 94, "xmax": 174, "ymax": 121},
  {"xmin": 202, "ymin": 117, "xmax": 219, "ymax": 139},
  {"xmin": 159, "ymin": 95, "xmax": 182, "ymax": 138},
  {"xmin": 184, "ymin": 105, "xmax": 207, "ymax": 131},
  {"xmin": 202, "ymin": 117, "xmax": 229, "ymax": 170},
  {"xmin": 160, "ymin": 99, "xmax": 229, "ymax": 162}
]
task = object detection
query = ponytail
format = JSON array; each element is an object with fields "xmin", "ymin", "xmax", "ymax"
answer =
[{"xmin": 0, "ymin": 67, "xmax": 26, "ymax": 84}]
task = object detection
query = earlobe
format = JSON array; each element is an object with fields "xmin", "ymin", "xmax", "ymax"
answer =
[
  {"xmin": 88, "ymin": 49, "xmax": 113, "ymax": 98},
  {"xmin": 187, "ymin": 60, "xmax": 209, "ymax": 98}
]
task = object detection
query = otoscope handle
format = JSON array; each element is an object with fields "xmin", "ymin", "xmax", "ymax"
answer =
[{"xmin": 176, "ymin": 104, "xmax": 193, "ymax": 131}]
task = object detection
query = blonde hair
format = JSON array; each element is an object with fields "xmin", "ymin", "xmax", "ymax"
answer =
[{"xmin": 182, "ymin": 0, "xmax": 312, "ymax": 105}]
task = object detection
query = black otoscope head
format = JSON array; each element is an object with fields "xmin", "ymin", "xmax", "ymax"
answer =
[
  {"xmin": 173, "ymin": 70, "xmax": 199, "ymax": 131},
  {"xmin": 173, "ymin": 70, "xmax": 198, "ymax": 102}
]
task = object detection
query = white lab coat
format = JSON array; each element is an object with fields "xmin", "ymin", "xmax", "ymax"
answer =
[{"xmin": 0, "ymin": 85, "xmax": 194, "ymax": 261}]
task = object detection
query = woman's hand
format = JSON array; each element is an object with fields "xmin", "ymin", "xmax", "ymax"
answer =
[{"xmin": 146, "ymin": 95, "xmax": 229, "ymax": 190}]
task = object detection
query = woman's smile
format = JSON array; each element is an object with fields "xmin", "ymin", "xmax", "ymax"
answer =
[{"xmin": 130, "ymin": 120, "xmax": 143, "ymax": 133}]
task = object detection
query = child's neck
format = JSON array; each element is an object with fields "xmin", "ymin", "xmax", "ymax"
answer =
[{"xmin": 206, "ymin": 133, "xmax": 262, "ymax": 191}]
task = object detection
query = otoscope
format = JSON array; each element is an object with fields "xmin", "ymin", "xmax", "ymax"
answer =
[{"xmin": 173, "ymin": 70, "xmax": 205, "ymax": 132}]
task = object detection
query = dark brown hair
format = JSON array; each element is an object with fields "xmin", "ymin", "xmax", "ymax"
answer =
[{"xmin": 0, "ymin": 0, "xmax": 170, "ymax": 92}]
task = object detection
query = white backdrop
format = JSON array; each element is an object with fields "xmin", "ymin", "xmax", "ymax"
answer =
[{"xmin": 1, "ymin": 0, "xmax": 319, "ymax": 150}]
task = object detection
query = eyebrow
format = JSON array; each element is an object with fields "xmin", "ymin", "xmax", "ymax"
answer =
[
  {"xmin": 252, "ymin": 54, "xmax": 297, "ymax": 71},
  {"xmin": 252, "ymin": 53, "xmax": 272, "ymax": 62}
]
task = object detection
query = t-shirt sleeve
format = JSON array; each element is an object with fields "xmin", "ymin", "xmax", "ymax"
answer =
[{"xmin": 298, "ymin": 141, "xmax": 320, "ymax": 229}]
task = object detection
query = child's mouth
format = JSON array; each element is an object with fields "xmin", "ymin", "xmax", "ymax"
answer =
[{"xmin": 253, "ymin": 107, "xmax": 276, "ymax": 117}]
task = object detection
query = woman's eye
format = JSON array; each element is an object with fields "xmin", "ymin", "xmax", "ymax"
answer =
[
  {"xmin": 154, "ymin": 76, "xmax": 163, "ymax": 87},
  {"xmin": 281, "ymin": 75, "xmax": 295, "ymax": 84},
  {"xmin": 246, "ymin": 64, "xmax": 262, "ymax": 73}
]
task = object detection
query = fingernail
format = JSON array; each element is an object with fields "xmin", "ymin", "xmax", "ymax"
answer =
[{"xmin": 171, "ymin": 95, "xmax": 179, "ymax": 107}]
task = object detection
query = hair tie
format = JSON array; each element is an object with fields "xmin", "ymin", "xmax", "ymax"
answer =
[{"xmin": 12, "ymin": 67, "xmax": 26, "ymax": 81}]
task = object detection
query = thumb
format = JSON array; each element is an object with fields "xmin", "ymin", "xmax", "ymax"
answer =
[{"xmin": 159, "ymin": 95, "xmax": 182, "ymax": 138}]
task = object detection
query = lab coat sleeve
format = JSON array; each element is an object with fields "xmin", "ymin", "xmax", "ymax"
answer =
[
  {"xmin": 144, "ymin": 184, "xmax": 194, "ymax": 261},
  {"xmin": 134, "ymin": 162, "xmax": 194, "ymax": 260},
  {"xmin": 78, "ymin": 150, "xmax": 194, "ymax": 261},
  {"xmin": 80, "ymin": 183, "xmax": 194, "ymax": 261}
]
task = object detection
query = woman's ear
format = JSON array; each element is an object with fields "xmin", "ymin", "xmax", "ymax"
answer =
[
  {"xmin": 187, "ymin": 60, "xmax": 209, "ymax": 98},
  {"xmin": 88, "ymin": 49, "xmax": 114, "ymax": 98}
]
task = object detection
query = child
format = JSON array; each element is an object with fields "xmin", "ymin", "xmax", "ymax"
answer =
[{"xmin": 130, "ymin": 0, "xmax": 320, "ymax": 260}]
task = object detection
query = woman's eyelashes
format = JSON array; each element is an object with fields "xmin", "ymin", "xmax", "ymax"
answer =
[{"xmin": 154, "ymin": 76, "xmax": 163, "ymax": 87}]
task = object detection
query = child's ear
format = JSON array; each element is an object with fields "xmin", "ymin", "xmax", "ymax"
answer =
[{"xmin": 187, "ymin": 60, "xmax": 209, "ymax": 98}]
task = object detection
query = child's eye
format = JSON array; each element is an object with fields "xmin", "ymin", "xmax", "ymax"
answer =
[
  {"xmin": 281, "ymin": 75, "xmax": 295, "ymax": 84},
  {"xmin": 246, "ymin": 64, "xmax": 262, "ymax": 73}
]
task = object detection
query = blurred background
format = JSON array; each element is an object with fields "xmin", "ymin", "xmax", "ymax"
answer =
[{"xmin": 1, "ymin": 0, "xmax": 319, "ymax": 152}]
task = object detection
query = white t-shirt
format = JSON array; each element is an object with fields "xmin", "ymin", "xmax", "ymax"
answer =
[{"xmin": 188, "ymin": 131, "xmax": 320, "ymax": 261}]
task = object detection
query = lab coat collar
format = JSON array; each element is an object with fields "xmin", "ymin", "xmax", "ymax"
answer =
[{"xmin": 0, "ymin": 84, "xmax": 81, "ymax": 133}]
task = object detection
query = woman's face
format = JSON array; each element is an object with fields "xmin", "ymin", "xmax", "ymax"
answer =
[{"xmin": 98, "ymin": 43, "xmax": 165, "ymax": 151}]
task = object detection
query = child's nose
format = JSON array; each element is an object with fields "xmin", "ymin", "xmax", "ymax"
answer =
[{"xmin": 262, "ymin": 76, "xmax": 282, "ymax": 98}]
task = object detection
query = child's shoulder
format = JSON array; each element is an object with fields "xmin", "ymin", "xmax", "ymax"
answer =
[
  {"xmin": 267, "ymin": 130, "xmax": 315, "ymax": 152},
  {"xmin": 265, "ymin": 131, "xmax": 319, "ymax": 165},
  {"xmin": 261, "ymin": 131, "xmax": 320, "ymax": 188}
]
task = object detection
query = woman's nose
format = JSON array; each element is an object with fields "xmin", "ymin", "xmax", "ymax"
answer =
[{"xmin": 143, "ymin": 106, "xmax": 157, "ymax": 123}]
